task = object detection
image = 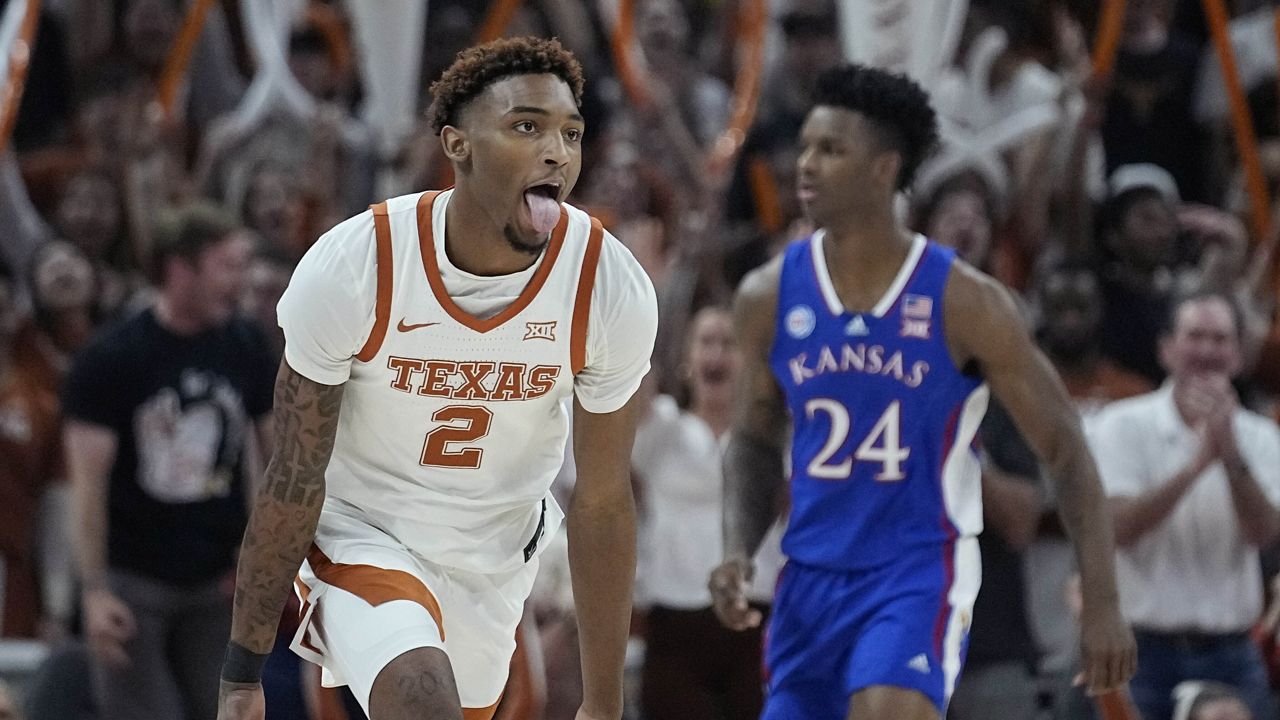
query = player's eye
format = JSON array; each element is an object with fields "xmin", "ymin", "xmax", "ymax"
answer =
[
  {"xmin": 515, "ymin": 121, "xmax": 537, "ymax": 133},
  {"xmin": 565, "ymin": 128, "xmax": 583, "ymax": 142}
]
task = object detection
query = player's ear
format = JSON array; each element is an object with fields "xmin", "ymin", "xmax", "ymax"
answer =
[
  {"xmin": 441, "ymin": 125, "xmax": 470, "ymax": 163},
  {"xmin": 871, "ymin": 151, "xmax": 902, "ymax": 192}
]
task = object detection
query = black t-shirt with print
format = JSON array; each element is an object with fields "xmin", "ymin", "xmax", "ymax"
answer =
[{"xmin": 63, "ymin": 308, "xmax": 276, "ymax": 585}]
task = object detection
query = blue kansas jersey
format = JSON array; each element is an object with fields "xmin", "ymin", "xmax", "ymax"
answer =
[
  {"xmin": 762, "ymin": 232, "xmax": 989, "ymax": 717},
  {"xmin": 770, "ymin": 232, "xmax": 988, "ymax": 570}
]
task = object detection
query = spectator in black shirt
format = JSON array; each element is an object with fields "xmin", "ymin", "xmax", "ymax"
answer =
[
  {"xmin": 63, "ymin": 203, "xmax": 275, "ymax": 720},
  {"xmin": 1101, "ymin": 0, "xmax": 1211, "ymax": 203}
]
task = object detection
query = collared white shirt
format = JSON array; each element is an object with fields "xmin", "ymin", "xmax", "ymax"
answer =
[{"xmin": 1088, "ymin": 383, "xmax": 1280, "ymax": 632}]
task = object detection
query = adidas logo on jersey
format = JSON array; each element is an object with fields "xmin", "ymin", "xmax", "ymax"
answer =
[
  {"xmin": 845, "ymin": 316, "xmax": 869, "ymax": 336},
  {"xmin": 907, "ymin": 654, "xmax": 931, "ymax": 674}
]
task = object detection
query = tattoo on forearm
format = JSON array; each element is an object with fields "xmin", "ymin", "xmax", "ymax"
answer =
[{"xmin": 231, "ymin": 367, "xmax": 344, "ymax": 651}]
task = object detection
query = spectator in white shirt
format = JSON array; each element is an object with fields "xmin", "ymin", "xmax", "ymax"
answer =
[
  {"xmin": 631, "ymin": 305, "xmax": 784, "ymax": 720},
  {"xmin": 1089, "ymin": 290, "xmax": 1280, "ymax": 720}
]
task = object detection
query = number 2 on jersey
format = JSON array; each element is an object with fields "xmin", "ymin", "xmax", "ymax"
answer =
[
  {"xmin": 421, "ymin": 405, "xmax": 493, "ymax": 468},
  {"xmin": 805, "ymin": 399, "xmax": 908, "ymax": 481}
]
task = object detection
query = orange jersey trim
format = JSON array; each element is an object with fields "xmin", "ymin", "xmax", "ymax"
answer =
[
  {"xmin": 294, "ymin": 576, "xmax": 312, "ymax": 604},
  {"xmin": 416, "ymin": 191, "xmax": 568, "ymax": 334},
  {"xmin": 570, "ymin": 217, "xmax": 604, "ymax": 375},
  {"xmin": 355, "ymin": 202, "xmax": 394, "ymax": 362},
  {"xmin": 306, "ymin": 545, "xmax": 446, "ymax": 640}
]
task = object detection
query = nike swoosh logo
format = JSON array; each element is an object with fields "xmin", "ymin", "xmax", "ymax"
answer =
[{"xmin": 397, "ymin": 319, "xmax": 440, "ymax": 332}]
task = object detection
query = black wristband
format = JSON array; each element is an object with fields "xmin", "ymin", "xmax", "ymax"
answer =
[{"xmin": 221, "ymin": 641, "xmax": 269, "ymax": 684}]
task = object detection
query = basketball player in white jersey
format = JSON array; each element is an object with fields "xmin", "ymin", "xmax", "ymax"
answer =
[{"xmin": 217, "ymin": 37, "xmax": 658, "ymax": 720}]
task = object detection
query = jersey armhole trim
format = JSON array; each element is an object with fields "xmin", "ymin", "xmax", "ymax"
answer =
[
  {"xmin": 571, "ymin": 217, "xmax": 605, "ymax": 375},
  {"xmin": 355, "ymin": 201, "xmax": 394, "ymax": 362},
  {"xmin": 306, "ymin": 544, "xmax": 446, "ymax": 640}
]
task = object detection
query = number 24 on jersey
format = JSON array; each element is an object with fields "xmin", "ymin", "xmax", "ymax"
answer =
[{"xmin": 805, "ymin": 399, "xmax": 909, "ymax": 481}]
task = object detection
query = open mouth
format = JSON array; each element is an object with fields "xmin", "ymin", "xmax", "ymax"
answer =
[
  {"xmin": 523, "ymin": 182, "xmax": 563, "ymax": 234},
  {"xmin": 525, "ymin": 182, "xmax": 561, "ymax": 200},
  {"xmin": 701, "ymin": 367, "xmax": 731, "ymax": 384}
]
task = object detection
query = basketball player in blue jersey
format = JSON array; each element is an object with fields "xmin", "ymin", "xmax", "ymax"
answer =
[{"xmin": 709, "ymin": 64, "xmax": 1136, "ymax": 719}]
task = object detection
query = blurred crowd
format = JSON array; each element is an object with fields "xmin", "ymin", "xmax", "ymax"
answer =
[{"xmin": 3, "ymin": 0, "xmax": 1280, "ymax": 719}]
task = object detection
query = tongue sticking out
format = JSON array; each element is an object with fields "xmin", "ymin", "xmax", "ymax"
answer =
[{"xmin": 524, "ymin": 191, "xmax": 560, "ymax": 234}]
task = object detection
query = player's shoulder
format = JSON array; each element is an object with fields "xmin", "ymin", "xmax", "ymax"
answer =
[
  {"xmin": 736, "ymin": 253, "xmax": 784, "ymax": 312},
  {"xmin": 564, "ymin": 202, "xmax": 654, "ymax": 298},
  {"xmin": 942, "ymin": 255, "xmax": 1021, "ymax": 327},
  {"xmin": 299, "ymin": 191, "xmax": 431, "ymax": 278},
  {"xmin": 382, "ymin": 190, "xmax": 431, "ymax": 217},
  {"xmin": 318, "ymin": 191, "xmax": 426, "ymax": 247},
  {"xmin": 303, "ymin": 206, "xmax": 376, "ymax": 266}
]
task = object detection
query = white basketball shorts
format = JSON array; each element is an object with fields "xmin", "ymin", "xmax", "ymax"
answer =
[{"xmin": 290, "ymin": 499, "xmax": 539, "ymax": 718}]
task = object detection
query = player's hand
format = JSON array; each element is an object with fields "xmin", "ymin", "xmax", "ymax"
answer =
[
  {"xmin": 83, "ymin": 587, "xmax": 136, "ymax": 668},
  {"xmin": 217, "ymin": 680, "xmax": 265, "ymax": 720},
  {"xmin": 1076, "ymin": 597, "xmax": 1137, "ymax": 695},
  {"xmin": 709, "ymin": 558, "xmax": 762, "ymax": 630}
]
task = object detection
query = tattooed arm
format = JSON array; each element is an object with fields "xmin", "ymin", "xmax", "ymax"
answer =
[
  {"xmin": 710, "ymin": 258, "xmax": 789, "ymax": 631},
  {"xmin": 218, "ymin": 362, "xmax": 343, "ymax": 720}
]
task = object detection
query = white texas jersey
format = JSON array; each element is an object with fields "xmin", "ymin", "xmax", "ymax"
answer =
[{"xmin": 278, "ymin": 189, "xmax": 658, "ymax": 574}]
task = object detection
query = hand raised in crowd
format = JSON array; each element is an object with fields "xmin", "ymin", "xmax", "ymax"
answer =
[
  {"xmin": 1175, "ymin": 373, "xmax": 1240, "ymax": 468},
  {"xmin": 709, "ymin": 557, "xmax": 762, "ymax": 631},
  {"xmin": 1198, "ymin": 374, "xmax": 1242, "ymax": 463},
  {"xmin": 1177, "ymin": 204, "xmax": 1248, "ymax": 249},
  {"xmin": 82, "ymin": 586, "xmax": 136, "ymax": 668}
]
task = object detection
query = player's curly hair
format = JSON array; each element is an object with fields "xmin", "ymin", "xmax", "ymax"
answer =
[
  {"xmin": 428, "ymin": 37, "xmax": 585, "ymax": 135},
  {"xmin": 813, "ymin": 64, "xmax": 939, "ymax": 191}
]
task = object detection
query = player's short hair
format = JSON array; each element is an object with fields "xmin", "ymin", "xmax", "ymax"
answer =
[
  {"xmin": 428, "ymin": 36, "xmax": 585, "ymax": 136},
  {"xmin": 812, "ymin": 64, "xmax": 939, "ymax": 191},
  {"xmin": 150, "ymin": 202, "xmax": 241, "ymax": 284}
]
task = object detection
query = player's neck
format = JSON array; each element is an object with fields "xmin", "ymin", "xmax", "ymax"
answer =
[
  {"xmin": 822, "ymin": 208, "xmax": 915, "ymax": 272},
  {"xmin": 824, "ymin": 202, "xmax": 906, "ymax": 254},
  {"xmin": 443, "ymin": 186, "xmax": 540, "ymax": 276}
]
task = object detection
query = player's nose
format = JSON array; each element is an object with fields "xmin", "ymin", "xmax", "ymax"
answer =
[{"xmin": 541, "ymin": 133, "xmax": 571, "ymax": 167}]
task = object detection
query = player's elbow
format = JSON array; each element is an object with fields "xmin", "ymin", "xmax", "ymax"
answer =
[
  {"xmin": 569, "ymin": 472, "xmax": 637, "ymax": 519},
  {"xmin": 1039, "ymin": 421, "xmax": 1087, "ymax": 479}
]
